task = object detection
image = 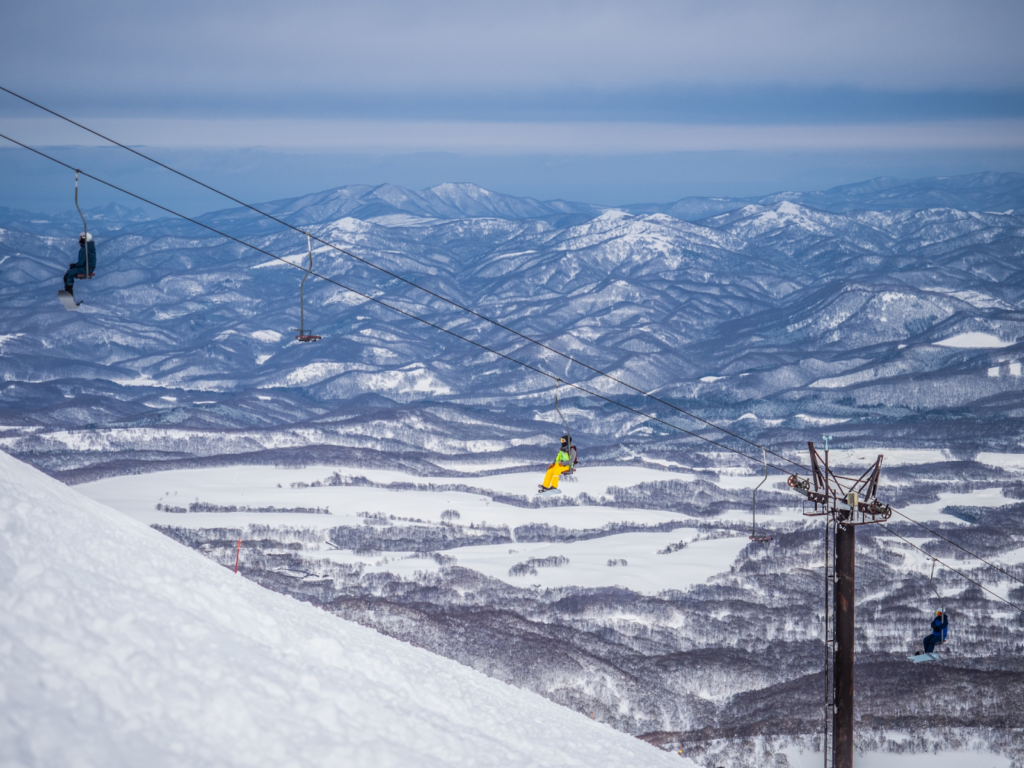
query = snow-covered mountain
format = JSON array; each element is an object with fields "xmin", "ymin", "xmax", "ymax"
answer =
[
  {"xmin": 627, "ymin": 172, "xmax": 1024, "ymax": 218},
  {"xmin": 190, "ymin": 182, "xmax": 604, "ymax": 234},
  {"xmin": 0, "ymin": 202, "xmax": 153, "ymax": 238},
  {"xmin": 0, "ymin": 449, "xmax": 690, "ymax": 767},
  {"xmin": 1, "ymin": 176, "xmax": 1022, "ymax": 480},
  {"xmin": 753, "ymin": 171, "xmax": 1024, "ymax": 214},
  {"xmin": 3, "ymin": 174, "xmax": 1024, "ymax": 766},
  {"xmin": 5, "ymin": 171, "xmax": 1023, "ymax": 238}
]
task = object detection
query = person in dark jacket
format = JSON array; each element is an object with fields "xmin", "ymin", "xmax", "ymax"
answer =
[
  {"xmin": 922, "ymin": 610, "xmax": 948, "ymax": 654},
  {"xmin": 62, "ymin": 232, "xmax": 96, "ymax": 296}
]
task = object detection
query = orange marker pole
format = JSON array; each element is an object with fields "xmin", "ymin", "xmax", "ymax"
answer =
[{"xmin": 234, "ymin": 538, "xmax": 242, "ymax": 573}]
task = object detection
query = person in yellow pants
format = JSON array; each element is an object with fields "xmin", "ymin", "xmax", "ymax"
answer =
[{"xmin": 539, "ymin": 435, "xmax": 573, "ymax": 493}]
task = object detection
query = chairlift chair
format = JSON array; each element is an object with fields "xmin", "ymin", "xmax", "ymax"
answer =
[
  {"xmin": 58, "ymin": 171, "xmax": 97, "ymax": 311},
  {"xmin": 74, "ymin": 171, "xmax": 95, "ymax": 280},
  {"xmin": 292, "ymin": 233, "xmax": 322, "ymax": 342},
  {"xmin": 749, "ymin": 448, "xmax": 773, "ymax": 542},
  {"xmin": 555, "ymin": 379, "xmax": 580, "ymax": 478},
  {"xmin": 929, "ymin": 559, "xmax": 949, "ymax": 646},
  {"xmin": 909, "ymin": 560, "xmax": 950, "ymax": 663}
]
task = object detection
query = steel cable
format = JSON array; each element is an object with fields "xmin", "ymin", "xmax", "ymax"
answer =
[
  {"xmin": 0, "ymin": 84, "xmax": 808, "ymax": 473},
  {"xmin": 875, "ymin": 522, "xmax": 1024, "ymax": 615},
  {"xmin": 0, "ymin": 131, "xmax": 796, "ymax": 472},
  {"xmin": 891, "ymin": 509, "xmax": 1024, "ymax": 586},
  {"xmin": 5, "ymin": 120, "xmax": 1020, "ymax": 588}
]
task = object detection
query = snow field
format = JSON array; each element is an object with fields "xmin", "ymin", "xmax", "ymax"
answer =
[
  {"xmin": 445, "ymin": 534, "xmax": 750, "ymax": 593},
  {"xmin": 76, "ymin": 458, "xmax": 1012, "ymax": 594},
  {"xmin": 0, "ymin": 450, "xmax": 691, "ymax": 768},
  {"xmin": 79, "ymin": 464, "xmax": 755, "ymax": 594},
  {"xmin": 895, "ymin": 487, "xmax": 1014, "ymax": 524},
  {"xmin": 78, "ymin": 465, "xmax": 701, "ymax": 531}
]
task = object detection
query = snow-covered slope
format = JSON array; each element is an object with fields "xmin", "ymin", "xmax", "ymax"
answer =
[{"xmin": 0, "ymin": 450, "xmax": 688, "ymax": 768}]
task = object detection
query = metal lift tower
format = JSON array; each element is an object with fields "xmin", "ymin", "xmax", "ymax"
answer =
[{"xmin": 788, "ymin": 441, "xmax": 892, "ymax": 768}]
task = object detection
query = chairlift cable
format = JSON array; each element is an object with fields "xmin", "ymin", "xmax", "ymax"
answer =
[
  {"xmin": 0, "ymin": 85, "xmax": 808, "ymax": 474},
  {"xmin": 875, "ymin": 522, "xmax": 1024, "ymax": 615},
  {"xmin": 791, "ymin": 442, "xmax": 1022, "ymax": 583},
  {"xmin": 8, "ymin": 127, "xmax": 1021, "ymax": 591},
  {"xmin": 8, "ymin": 119, "xmax": 1021, "ymax": 587},
  {"xmin": 890, "ymin": 509, "xmax": 1024, "ymax": 586},
  {"xmin": 1, "ymin": 131, "xmax": 798, "ymax": 470}
]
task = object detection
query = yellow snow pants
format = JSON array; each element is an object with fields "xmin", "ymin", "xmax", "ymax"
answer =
[{"xmin": 542, "ymin": 463, "xmax": 570, "ymax": 489}]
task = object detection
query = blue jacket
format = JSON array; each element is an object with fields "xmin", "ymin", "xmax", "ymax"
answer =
[
  {"xmin": 931, "ymin": 613, "xmax": 948, "ymax": 637},
  {"xmin": 74, "ymin": 241, "xmax": 97, "ymax": 272}
]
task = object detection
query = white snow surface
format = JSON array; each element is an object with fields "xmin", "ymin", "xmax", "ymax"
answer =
[
  {"xmin": 0, "ymin": 451, "xmax": 689, "ymax": 768},
  {"xmin": 78, "ymin": 464, "xmax": 757, "ymax": 594},
  {"xmin": 895, "ymin": 487, "xmax": 1014, "ymax": 524},
  {"xmin": 932, "ymin": 332, "xmax": 1013, "ymax": 348}
]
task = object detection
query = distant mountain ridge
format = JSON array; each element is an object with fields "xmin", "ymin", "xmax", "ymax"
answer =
[
  {"xmin": 4, "ymin": 172, "xmax": 1024, "ymax": 238},
  {"xmin": 754, "ymin": 171, "xmax": 1024, "ymax": 214},
  {"xmin": 1, "ymin": 177, "xmax": 1022, "ymax": 479},
  {"xmin": 191, "ymin": 181, "xmax": 604, "ymax": 235}
]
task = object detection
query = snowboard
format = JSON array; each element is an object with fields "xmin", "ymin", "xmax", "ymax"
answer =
[
  {"xmin": 909, "ymin": 652, "xmax": 940, "ymax": 663},
  {"xmin": 537, "ymin": 487, "xmax": 562, "ymax": 495},
  {"xmin": 58, "ymin": 290, "xmax": 81, "ymax": 311}
]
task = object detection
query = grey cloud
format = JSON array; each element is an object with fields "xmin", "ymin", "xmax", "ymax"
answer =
[
  {"xmin": 8, "ymin": 116, "xmax": 1024, "ymax": 153},
  {"xmin": 4, "ymin": 0, "xmax": 1024, "ymax": 104}
]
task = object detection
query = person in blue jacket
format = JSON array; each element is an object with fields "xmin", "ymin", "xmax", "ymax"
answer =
[
  {"xmin": 62, "ymin": 232, "xmax": 96, "ymax": 297},
  {"xmin": 922, "ymin": 610, "xmax": 948, "ymax": 654}
]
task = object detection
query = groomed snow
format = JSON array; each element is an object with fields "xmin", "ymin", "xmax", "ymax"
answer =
[{"xmin": 0, "ymin": 451, "xmax": 690, "ymax": 768}]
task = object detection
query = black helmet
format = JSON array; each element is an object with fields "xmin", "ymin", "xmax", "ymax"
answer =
[{"xmin": 560, "ymin": 434, "xmax": 571, "ymax": 446}]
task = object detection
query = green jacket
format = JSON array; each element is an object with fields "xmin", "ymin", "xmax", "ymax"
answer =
[{"xmin": 555, "ymin": 449, "xmax": 570, "ymax": 466}]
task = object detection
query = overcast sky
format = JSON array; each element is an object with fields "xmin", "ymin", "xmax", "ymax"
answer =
[{"xmin": 2, "ymin": 0, "xmax": 1023, "ymax": 211}]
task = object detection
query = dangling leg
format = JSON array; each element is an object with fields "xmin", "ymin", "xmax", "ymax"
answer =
[
  {"xmin": 541, "ymin": 464, "xmax": 559, "ymax": 489},
  {"xmin": 63, "ymin": 266, "xmax": 83, "ymax": 293},
  {"xmin": 549, "ymin": 464, "xmax": 569, "ymax": 489}
]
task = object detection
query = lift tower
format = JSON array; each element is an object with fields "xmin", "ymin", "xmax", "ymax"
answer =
[{"xmin": 788, "ymin": 441, "xmax": 892, "ymax": 768}]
